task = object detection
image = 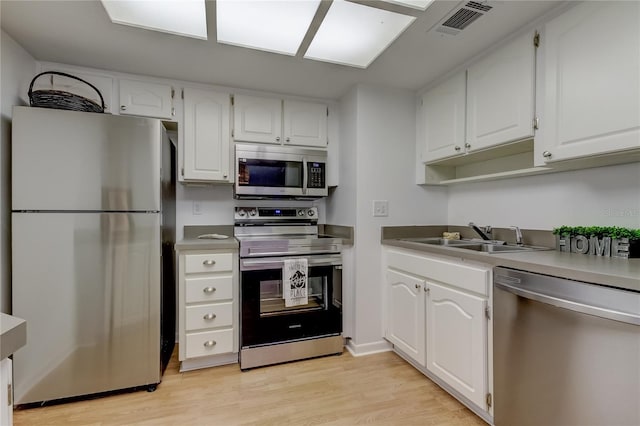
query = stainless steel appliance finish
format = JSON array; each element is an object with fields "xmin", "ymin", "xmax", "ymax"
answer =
[
  {"xmin": 493, "ymin": 267, "xmax": 640, "ymax": 426},
  {"xmin": 11, "ymin": 106, "xmax": 176, "ymax": 405},
  {"xmin": 235, "ymin": 144, "xmax": 328, "ymax": 199},
  {"xmin": 236, "ymin": 207, "xmax": 343, "ymax": 370}
]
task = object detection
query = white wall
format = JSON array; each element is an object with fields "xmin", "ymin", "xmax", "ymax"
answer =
[
  {"xmin": 448, "ymin": 162, "xmax": 640, "ymax": 229},
  {"xmin": 0, "ymin": 30, "xmax": 38, "ymax": 313},
  {"xmin": 333, "ymin": 84, "xmax": 448, "ymax": 354}
]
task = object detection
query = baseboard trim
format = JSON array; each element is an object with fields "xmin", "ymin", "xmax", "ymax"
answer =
[
  {"xmin": 345, "ymin": 339, "xmax": 392, "ymax": 357},
  {"xmin": 179, "ymin": 352, "xmax": 238, "ymax": 372}
]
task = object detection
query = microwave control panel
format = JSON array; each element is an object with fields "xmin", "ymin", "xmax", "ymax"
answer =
[{"xmin": 308, "ymin": 162, "xmax": 326, "ymax": 188}]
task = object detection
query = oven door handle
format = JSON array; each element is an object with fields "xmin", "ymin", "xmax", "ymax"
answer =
[{"xmin": 241, "ymin": 256, "xmax": 342, "ymax": 270}]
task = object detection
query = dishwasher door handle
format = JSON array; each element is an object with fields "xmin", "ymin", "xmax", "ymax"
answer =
[{"xmin": 495, "ymin": 281, "xmax": 640, "ymax": 326}]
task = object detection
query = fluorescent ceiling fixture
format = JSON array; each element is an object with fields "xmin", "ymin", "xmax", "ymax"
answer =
[
  {"xmin": 381, "ymin": 0, "xmax": 435, "ymax": 11},
  {"xmin": 304, "ymin": 0, "xmax": 416, "ymax": 68},
  {"xmin": 217, "ymin": 0, "xmax": 321, "ymax": 56},
  {"xmin": 101, "ymin": 0, "xmax": 207, "ymax": 40}
]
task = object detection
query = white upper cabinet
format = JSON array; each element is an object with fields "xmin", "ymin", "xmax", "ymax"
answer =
[
  {"xmin": 466, "ymin": 30, "xmax": 536, "ymax": 152},
  {"xmin": 283, "ymin": 100, "xmax": 328, "ymax": 148},
  {"xmin": 422, "ymin": 72, "xmax": 467, "ymax": 163},
  {"xmin": 538, "ymin": 1, "xmax": 640, "ymax": 164},
  {"xmin": 233, "ymin": 94, "xmax": 328, "ymax": 147},
  {"xmin": 182, "ymin": 88, "xmax": 231, "ymax": 182},
  {"xmin": 233, "ymin": 94, "xmax": 282, "ymax": 144},
  {"xmin": 119, "ymin": 79, "xmax": 174, "ymax": 119},
  {"xmin": 385, "ymin": 269, "xmax": 426, "ymax": 366}
]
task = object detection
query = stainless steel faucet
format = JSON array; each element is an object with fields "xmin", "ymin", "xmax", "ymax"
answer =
[
  {"xmin": 468, "ymin": 222, "xmax": 492, "ymax": 240},
  {"xmin": 510, "ymin": 226, "xmax": 523, "ymax": 245}
]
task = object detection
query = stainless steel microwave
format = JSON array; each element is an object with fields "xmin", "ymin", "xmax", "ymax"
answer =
[{"xmin": 235, "ymin": 144, "xmax": 328, "ymax": 199}]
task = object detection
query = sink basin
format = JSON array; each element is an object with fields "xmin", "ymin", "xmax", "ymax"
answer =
[
  {"xmin": 400, "ymin": 237, "xmax": 482, "ymax": 246},
  {"xmin": 455, "ymin": 244, "xmax": 551, "ymax": 254}
]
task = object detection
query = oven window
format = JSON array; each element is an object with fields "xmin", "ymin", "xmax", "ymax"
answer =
[
  {"xmin": 259, "ymin": 276, "xmax": 327, "ymax": 316},
  {"xmin": 238, "ymin": 159, "xmax": 303, "ymax": 188}
]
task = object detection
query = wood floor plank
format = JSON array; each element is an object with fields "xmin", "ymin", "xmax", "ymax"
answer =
[{"xmin": 14, "ymin": 348, "xmax": 487, "ymax": 425}]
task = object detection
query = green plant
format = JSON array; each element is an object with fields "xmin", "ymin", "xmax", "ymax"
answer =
[{"xmin": 552, "ymin": 226, "xmax": 640, "ymax": 241}]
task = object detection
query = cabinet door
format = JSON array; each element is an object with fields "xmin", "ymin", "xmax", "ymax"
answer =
[
  {"xmin": 539, "ymin": 1, "xmax": 640, "ymax": 163},
  {"xmin": 0, "ymin": 358, "xmax": 12, "ymax": 426},
  {"xmin": 119, "ymin": 79, "xmax": 173, "ymax": 119},
  {"xmin": 233, "ymin": 94, "xmax": 282, "ymax": 144},
  {"xmin": 422, "ymin": 72, "xmax": 466, "ymax": 163},
  {"xmin": 466, "ymin": 31, "xmax": 536, "ymax": 152},
  {"xmin": 183, "ymin": 88, "xmax": 231, "ymax": 182},
  {"xmin": 386, "ymin": 269, "xmax": 425, "ymax": 366},
  {"xmin": 426, "ymin": 281, "xmax": 487, "ymax": 410},
  {"xmin": 283, "ymin": 100, "xmax": 328, "ymax": 147}
]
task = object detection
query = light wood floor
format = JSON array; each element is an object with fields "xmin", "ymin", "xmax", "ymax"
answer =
[{"xmin": 14, "ymin": 348, "xmax": 486, "ymax": 425}]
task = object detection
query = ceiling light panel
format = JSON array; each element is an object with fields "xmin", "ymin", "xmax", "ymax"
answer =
[
  {"xmin": 381, "ymin": 0, "xmax": 435, "ymax": 11},
  {"xmin": 304, "ymin": 0, "xmax": 416, "ymax": 68},
  {"xmin": 101, "ymin": 0, "xmax": 207, "ymax": 40},
  {"xmin": 217, "ymin": 0, "xmax": 321, "ymax": 56}
]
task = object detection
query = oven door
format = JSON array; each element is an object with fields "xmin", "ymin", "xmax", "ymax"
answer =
[{"xmin": 240, "ymin": 254, "xmax": 342, "ymax": 347}]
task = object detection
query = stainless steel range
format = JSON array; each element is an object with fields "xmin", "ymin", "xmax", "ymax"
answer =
[{"xmin": 235, "ymin": 206, "xmax": 343, "ymax": 370}]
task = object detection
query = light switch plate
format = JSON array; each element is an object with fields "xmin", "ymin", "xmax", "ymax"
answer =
[
  {"xmin": 193, "ymin": 201, "xmax": 203, "ymax": 215},
  {"xmin": 373, "ymin": 200, "xmax": 389, "ymax": 217}
]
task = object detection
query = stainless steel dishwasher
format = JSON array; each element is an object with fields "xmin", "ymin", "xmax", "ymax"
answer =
[{"xmin": 493, "ymin": 267, "xmax": 640, "ymax": 426}]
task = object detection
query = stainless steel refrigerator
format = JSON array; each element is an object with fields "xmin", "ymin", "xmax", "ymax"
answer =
[{"xmin": 11, "ymin": 106, "xmax": 176, "ymax": 405}]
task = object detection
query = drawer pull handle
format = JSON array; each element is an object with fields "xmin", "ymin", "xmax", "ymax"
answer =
[
  {"xmin": 203, "ymin": 313, "xmax": 217, "ymax": 321},
  {"xmin": 203, "ymin": 259, "xmax": 216, "ymax": 266},
  {"xmin": 203, "ymin": 286, "xmax": 216, "ymax": 294},
  {"xmin": 203, "ymin": 340, "xmax": 216, "ymax": 348}
]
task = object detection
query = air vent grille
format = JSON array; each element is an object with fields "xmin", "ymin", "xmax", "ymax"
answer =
[
  {"xmin": 441, "ymin": 8, "xmax": 483, "ymax": 30},
  {"xmin": 465, "ymin": 1, "xmax": 492, "ymax": 12}
]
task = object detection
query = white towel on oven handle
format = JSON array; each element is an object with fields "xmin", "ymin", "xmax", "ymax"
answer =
[{"xmin": 283, "ymin": 258, "xmax": 308, "ymax": 307}]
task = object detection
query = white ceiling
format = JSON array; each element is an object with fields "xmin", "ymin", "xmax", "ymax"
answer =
[{"xmin": 0, "ymin": 0, "xmax": 563, "ymax": 100}]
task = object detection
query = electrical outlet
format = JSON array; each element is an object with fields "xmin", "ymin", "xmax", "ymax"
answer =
[
  {"xmin": 193, "ymin": 201, "xmax": 203, "ymax": 215},
  {"xmin": 373, "ymin": 200, "xmax": 389, "ymax": 217}
]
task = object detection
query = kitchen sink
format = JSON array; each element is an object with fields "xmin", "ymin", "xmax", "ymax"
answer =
[
  {"xmin": 399, "ymin": 237, "xmax": 551, "ymax": 254},
  {"xmin": 399, "ymin": 237, "xmax": 483, "ymax": 246},
  {"xmin": 455, "ymin": 244, "xmax": 551, "ymax": 254}
]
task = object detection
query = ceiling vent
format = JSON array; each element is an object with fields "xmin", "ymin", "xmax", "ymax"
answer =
[{"xmin": 431, "ymin": 1, "xmax": 494, "ymax": 37}]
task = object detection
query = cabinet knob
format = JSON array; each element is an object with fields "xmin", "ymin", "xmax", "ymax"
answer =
[
  {"xmin": 543, "ymin": 151, "xmax": 552, "ymax": 159},
  {"xmin": 203, "ymin": 286, "xmax": 216, "ymax": 294},
  {"xmin": 223, "ymin": 174, "xmax": 228, "ymax": 178},
  {"xmin": 465, "ymin": 143, "xmax": 471, "ymax": 149},
  {"xmin": 415, "ymin": 284, "xmax": 421, "ymax": 289},
  {"xmin": 120, "ymin": 105, "xmax": 127, "ymax": 111},
  {"xmin": 203, "ymin": 259, "xmax": 216, "ymax": 266},
  {"xmin": 203, "ymin": 313, "xmax": 217, "ymax": 321},
  {"xmin": 425, "ymin": 287, "xmax": 430, "ymax": 293},
  {"xmin": 286, "ymin": 137, "xmax": 290, "ymax": 142},
  {"xmin": 276, "ymin": 136, "xmax": 281, "ymax": 142},
  {"xmin": 454, "ymin": 146, "xmax": 461, "ymax": 151},
  {"xmin": 203, "ymin": 340, "xmax": 217, "ymax": 348}
]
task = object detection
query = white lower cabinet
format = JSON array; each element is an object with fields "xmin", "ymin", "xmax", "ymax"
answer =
[
  {"xmin": 386, "ymin": 270, "xmax": 426, "ymax": 366},
  {"xmin": 383, "ymin": 247, "xmax": 492, "ymax": 419},
  {"xmin": 0, "ymin": 358, "xmax": 12, "ymax": 426},
  {"xmin": 426, "ymin": 281, "xmax": 488, "ymax": 409},
  {"xmin": 178, "ymin": 249, "xmax": 238, "ymax": 371}
]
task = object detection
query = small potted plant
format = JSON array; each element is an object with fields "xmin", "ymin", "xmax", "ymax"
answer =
[{"xmin": 552, "ymin": 226, "xmax": 640, "ymax": 259}]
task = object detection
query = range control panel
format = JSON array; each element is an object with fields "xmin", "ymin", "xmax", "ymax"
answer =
[{"xmin": 234, "ymin": 207, "xmax": 318, "ymax": 222}]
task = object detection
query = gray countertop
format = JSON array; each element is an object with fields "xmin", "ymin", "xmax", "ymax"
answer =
[
  {"xmin": 382, "ymin": 238, "xmax": 640, "ymax": 293},
  {"xmin": 1, "ymin": 313, "xmax": 27, "ymax": 360},
  {"xmin": 175, "ymin": 225, "xmax": 238, "ymax": 251}
]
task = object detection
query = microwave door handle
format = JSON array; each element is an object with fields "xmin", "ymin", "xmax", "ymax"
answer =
[{"xmin": 302, "ymin": 157, "xmax": 308, "ymax": 196}]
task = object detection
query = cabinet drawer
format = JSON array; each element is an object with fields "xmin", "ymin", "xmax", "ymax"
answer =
[
  {"xmin": 185, "ymin": 253, "xmax": 233, "ymax": 274},
  {"xmin": 185, "ymin": 275, "xmax": 233, "ymax": 303},
  {"xmin": 185, "ymin": 302, "xmax": 233, "ymax": 331},
  {"xmin": 185, "ymin": 329, "xmax": 234, "ymax": 358}
]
